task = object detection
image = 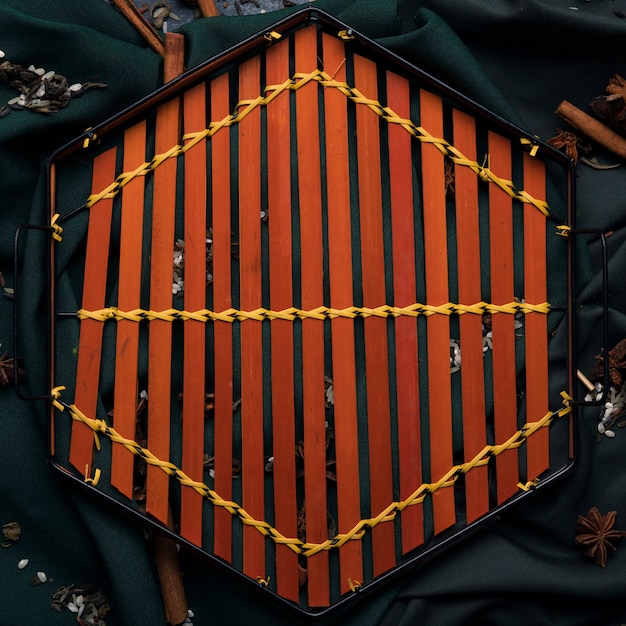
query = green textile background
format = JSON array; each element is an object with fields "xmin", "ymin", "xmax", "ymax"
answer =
[{"xmin": 1, "ymin": 1, "xmax": 625, "ymax": 624}]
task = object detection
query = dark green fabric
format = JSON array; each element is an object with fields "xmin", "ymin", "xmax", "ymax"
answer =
[{"xmin": 1, "ymin": 1, "xmax": 625, "ymax": 624}]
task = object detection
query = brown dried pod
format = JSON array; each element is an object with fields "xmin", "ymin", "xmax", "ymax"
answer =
[
  {"xmin": 606, "ymin": 74, "xmax": 626, "ymax": 98},
  {"xmin": 590, "ymin": 338, "xmax": 626, "ymax": 388},
  {"xmin": 547, "ymin": 128, "xmax": 591, "ymax": 164},
  {"xmin": 590, "ymin": 94, "xmax": 626, "ymax": 133}
]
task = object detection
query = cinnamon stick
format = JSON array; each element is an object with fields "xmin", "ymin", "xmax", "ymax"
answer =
[
  {"xmin": 111, "ymin": 0, "xmax": 165, "ymax": 57},
  {"xmin": 164, "ymin": 32, "xmax": 186, "ymax": 83},
  {"xmin": 556, "ymin": 99, "xmax": 626, "ymax": 160},
  {"xmin": 153, "ymin": 515, "xmax": 189, "ymax": 626},
  {"xmin": 197, "ymin": 0, "xmax": 221, "ymax": 17}
]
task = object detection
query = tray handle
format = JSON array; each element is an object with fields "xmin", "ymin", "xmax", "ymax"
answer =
[
  {"xmin": 13, "ymin": 223, "xmax": 54, "ymax": 402},
  {"xmin": 569, "ymin": 228, "xmax": 610, "ymax": 407}
]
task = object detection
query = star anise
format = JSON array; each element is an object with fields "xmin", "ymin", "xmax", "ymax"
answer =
[
  {"xmin": 575, "ymin": 506, "xmax": 626, "ymax": 567},
  {"xmin": 444, "ymin": 160, "xmax": 455, "ymax": 199},
  {"xmin": 547, "ymin": 128, "xmax": 591, "ymax": 164},
  {"xmin": 0, "ymin": 351, "xmax": 24, "ymax": 386}
]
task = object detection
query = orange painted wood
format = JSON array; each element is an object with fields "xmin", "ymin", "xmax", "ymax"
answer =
[
  {"xmin": 238, "ymin": 56, "xmax": 265, "ymax": 580},
  {"xmin": 70, "ymin": 148, "xmax": 117, "ymax": 476},
  {"xmin": 420, "ymin": 89, "xmax": 456, "ymax": 534},
  {"xmin": 295, "ymin": 25, "xmax": 329, "ymax": 607},
  {"xmin": 323, "ymin": 32, "xmax": 363, "ymax": 594},
  {"xmin": 266, "ymin": 39, "xmax": 299, "ymax": 603},
  {"xmin": 180, "ymin": 81, "xmax": 207, "ymax": 546},
  {"xmin": 111, "ymin": 124, "xmax": 146, "ymax": 499},
  {"xmin": 522, "ymin": 153, "xmax": 549, "ymax": 481},
  {"xmin": 487, "ymin": 131, "xmax": 519, "ymax": 504},
  {"xmin": 211, "ymin": 72, "xmax": 235, "ymax": 562},
  {"xmin": 386, "ymin": 70, "xmax": 424, "ymax": 553},
  {"xmin": 146, "ymin": 95, "xmax": 179, "ymax": 525},
  {"xmin": 452, "ymin": 110, "xmax": 489, "ymax": 524},
  {"xmin": 353, "ymin": 53, "xmax": 395, "ymax": 576}
]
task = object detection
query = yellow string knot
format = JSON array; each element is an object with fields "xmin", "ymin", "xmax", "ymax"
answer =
[
  {"xmin": 50, "ymin": 386, "xmax": 67, "ymax": 411},
  {"xmin": 50, "ymin": 214, "xmax": 63, "ymax": 242},
  {"xmin": 84, "ymin": 464, "xmax": 102, "ymax": 486}
]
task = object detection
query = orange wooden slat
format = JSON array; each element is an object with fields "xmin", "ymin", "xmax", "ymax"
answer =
[
  {"xmin": 146, "ymin": 95, "xmax": 180, "ymax": 525},
  {"xmin": 295, "ymin": 25, "xmax": 329, "ymax": 607},
  {"xmin": 266, "ymin": 38, "xmax": 299, "ymax": 603},
  {"xmin": 452, "ymin": 110, "xmax": 489, "ymax": 524},
  {"xmin": 111, "ymin": 124, "xmax": 146, "ymax": 499},
  {"xmin": 420, "ymin": 89, "xmax": 456, "ymax": 534},
  {"xmin": 522, "ymin": 153, "xmax": 549, "ymax": 481},
  {"xmin": 353, "ymin": 53, "xmax": 395, "ymax": 576},
  {"xmin": 386, "ymin": 70, "xmax": 424, "ymax": 554},
  {"xmin": 323, "ymin": 32, "xmax": 363, "ymax": 594},
  {"xmin": 487, "ymin": 131, "xmax": 519, "ymax": 504},
  {"xmin": 238, "ymin": 56, "xmax": 265, "ymax": 580},
  {"xmin": 180, "ymin": 81, "xmax": 207, "ymax": 546},
  {"xmin": 69, "ymin": 148, "xmax": 117, "ymax": 477},
  {"xmin": 211, "ymin": 72, "xmax": 235, "ymax": 563}
]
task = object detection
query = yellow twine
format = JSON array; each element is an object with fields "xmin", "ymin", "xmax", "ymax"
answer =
[
  {"xmin": 83, "ymin": 68, "xmax": 552, "ymax": 219},
  {"xmin": 51, "ymin": 387, "xmax": 571, "ymax": 558},
  {"xmin": 76, "ymin": 301, "xmax": 552, "ymax": 324}
]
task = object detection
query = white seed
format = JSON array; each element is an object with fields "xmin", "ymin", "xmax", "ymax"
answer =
[
  {"xmin": 7, "ymin": 96, "xmax": 20, "ymax": 105},
  {"xmin": 36, "ymin": 85, "xmax": 46, "ymax": 98},
  {"xmin": 605, "ymin": 429, "xmax": 616, "ymax": 438},
  {"xmin": 0, "ymin": 50, "xmax": 5, "ymax": 59},
  {"xmin": 28, "ymin": 64, "xmax": 36, "ymax": 71},
  {"xmin": 17, "ymin": 559, "xmax": 28, "ymax": 569},
  {"xmin": 598, "ymin": 423, "xmax": 606, "ymax": 434},
  {"xmin": 68, "ymin": 83, "xmax": 82, "ymax": 92},
  {"xmin": 42, "ymin": 70, "xmax": 55, "ymax": 80},
  {"xmin": 36, "ymin": 571, "xmax": 47, "ymax": 583},
  {"xmin": 34, "ymin": 67, "xmax": 45, "ymax": 76}
]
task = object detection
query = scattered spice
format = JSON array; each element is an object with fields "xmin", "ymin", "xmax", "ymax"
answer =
[
  {"xmin": 178, "ymin": 391, "xmax": 215, "ymax": 419},
  {"xmin": 579, "ymin": 155, "xmax": 621, "ymax": 170},
  {"xmin": 0, "ymin": 60, "xmax": 106, "ymax": 115},
  {"xmin": 547, "ymin": 128, "xmax": 591, "ymax": 164},
  {"xmin": 575, "ymin": 507, "xmax": 626, "ymax": 567},
  {"xmin": 203, "ymin": 454, "xmax": 241, "ymax": 477},
  {"xmin": 444, "ymin": 159, "xmax": 455, "ymax": 198},
  {"xmin": 589, "ymin": 337, "xmax": 626, "ymax": 389},
  {"xmin": 2, "ymin": 521, "xmax": 21, "ymax": 544},
  {"xmin": 51, "ymin": 584, "xmax": 111, "ymax": 624},
  {"xmin": 0, "ymin": 350, "xmax": 24, "ymax": 386},
  {"xmin": 151, "ymin": 0, "xmax": 180, "ymax": 30}
]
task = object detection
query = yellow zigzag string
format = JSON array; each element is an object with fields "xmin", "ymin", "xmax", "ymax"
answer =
[
  {"xmin": 85, "ymin": 68, "xmax": 550, "ymax": 218},
  {"xmin": 50, "ymin": 386, "xmax": 571, "ymax": 558},
  {"xmin": 76, "ymin": 301, "xmax": 552, "ymax": 323}
]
